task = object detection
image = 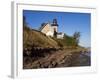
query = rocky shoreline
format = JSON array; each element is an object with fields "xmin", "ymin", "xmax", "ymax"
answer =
[{"xmin": 23, "ymin": 48, "xmax": 90, "ymax": 69}]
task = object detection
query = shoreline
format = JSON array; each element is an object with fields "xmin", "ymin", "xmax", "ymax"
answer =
[{"xmin": 23, "ymin": 48, "xmax": 90, "ymax": 69}]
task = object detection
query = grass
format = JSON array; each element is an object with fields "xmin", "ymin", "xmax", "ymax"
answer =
[
  {"xmin": 23, "ymin": 26, "xmax": 59, "ymax": 50},
  {"xmin": 52, "ymin": 34, "xmax": 77, "ymax": 48},
  {"xmin": 23, "ymin": 26, "xmax": 77, "ymax": 49}
]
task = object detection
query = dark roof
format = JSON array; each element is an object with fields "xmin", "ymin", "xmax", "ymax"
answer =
[
  {"xmin": 51, "ymin": 18, "xmax": 59, "ymax": 26},
  {"xmin": 57, "ymin": 32, "xmax": 64, "ymax": 35},
  {"xmin": 39, "ymin": 23, "xmax": 48, "ymax": 31},
  {"xmin": 58, "ymin": 32, "xmax": 62, "ymax": 34},
  {"xmin": 51, "ymin": 24, "xmax": 58, "ymax": 26}
]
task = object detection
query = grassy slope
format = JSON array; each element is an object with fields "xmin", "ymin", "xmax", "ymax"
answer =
[
  {"xmin": 23, "ymin": 26, "xmax": 77, "ymax": 50},
  {"xmin": 23, "ymin": 26, "xmax": 59, "ymax": 49},
  {"xmin": 52, "ymin": 34, "xmax": 76, "ymax": 48}
]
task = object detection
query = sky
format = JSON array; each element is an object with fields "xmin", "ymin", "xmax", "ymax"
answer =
[{"xmin": 23, "ymin": 10, "xmax": 91, "ymax": 48}]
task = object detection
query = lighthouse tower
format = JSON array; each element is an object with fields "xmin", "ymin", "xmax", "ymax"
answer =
[{"xmin": 51, "ymin": 19, "xmax": 58, "ymax": 34}]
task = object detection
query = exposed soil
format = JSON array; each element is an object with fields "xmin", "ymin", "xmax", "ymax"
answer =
[{"xmin": 23, "ymin": 48, "xmax": 90, "ymax": 69}]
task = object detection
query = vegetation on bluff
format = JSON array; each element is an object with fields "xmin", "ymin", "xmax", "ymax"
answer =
[{"xmin": 23, "ymin": 25, "xmax": 79, "ymax": 49}]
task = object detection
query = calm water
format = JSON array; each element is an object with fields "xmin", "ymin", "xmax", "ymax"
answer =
[{"xmin": 71, "ymin": 52, "xmax": 91, "ymax": 66}]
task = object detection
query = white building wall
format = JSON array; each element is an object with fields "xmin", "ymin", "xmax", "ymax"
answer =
[
  {"xmin": 46, "ymin": 31, "xmax": 54, "ymax": 37},
  {"xmin": 52, "ymin": 26, "xmax": 58, "ymax": 32},
  {"xmin": 57, "ymin": 33, "xmax": 64, "ymax": 39}
]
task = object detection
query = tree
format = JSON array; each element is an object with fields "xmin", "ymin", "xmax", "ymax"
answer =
[
  {"xmin": 23, "ymin": 16, "xmax": 30, "ymax": 31},
  {"xmin": 23, "ymin": 16, "xmax": 26, "ymax": 26},
  {"xmin": 23, "ymin": 16, "xmax": 28, "ymax": 27},
  {"xmin": 73, "ymin": 32, "xmax": 80, "ymax": 46}
]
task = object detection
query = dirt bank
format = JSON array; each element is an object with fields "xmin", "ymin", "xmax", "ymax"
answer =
[{"xmin": 23, "ymin": 48, "xmax": 88, "ymax": 69}]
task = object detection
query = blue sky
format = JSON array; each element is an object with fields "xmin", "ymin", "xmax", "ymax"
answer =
[{"xmin": 23, "ymin": 10, "xmax": 91, "ymax": 48}]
